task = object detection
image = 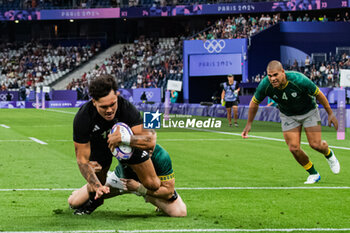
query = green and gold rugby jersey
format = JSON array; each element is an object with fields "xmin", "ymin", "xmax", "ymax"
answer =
[
  {"xmin": 252, "ymin": 71, "xmax": 319, "ymax": 116},
  {"xmin": 114, "ymin": 144, "xmax": 174, "ymax": 182}
]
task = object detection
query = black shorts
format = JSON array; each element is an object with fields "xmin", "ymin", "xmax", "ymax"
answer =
[
  {"xmin": 225, "ymin": 101, "xmax": 238, "ymax": 108},
  {"xmin": 90, "ymin": 148, "xmax": 150, "ymax": 169},
  {"xmin": 122, "ymin": 148, "xmax": 150, "ymax": 165}
]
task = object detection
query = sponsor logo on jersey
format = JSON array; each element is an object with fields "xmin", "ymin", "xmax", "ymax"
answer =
[
  {"xmin": 291, "ymin": 92, "xmax": 297, "ymax": 97},
  {"xmin": 141, "ymin": 151, "xmax": 148, "ymax": 158},
  {"xmin": 92, "ymin": 125, "xmax": 100, "ymax": 132},
  {"xmin": 284, "ymin": 122, "xmax": 292, "ymax": 126}
]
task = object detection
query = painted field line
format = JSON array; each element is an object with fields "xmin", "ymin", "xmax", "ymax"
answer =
[
  {"xmin": 8, "ymin": 231, "xmax": 114, "ymax": 233},
  {"xmin": 117, "ymin": 229, "xmax": 350, "ymax": 233},
  {"xmin": 21, "ymin": 125, "xmax": 69, "ymax": 128},
  {"xmin": 190, "ymin": 128, "xmax": 350, "ymax": 151},
  {"xmin": 43, "ymin": 108, "xmax": 76, "ymax": 115},
  {"xmin": 158, "ymin": 138, "xmax": 255, "ymax": 141},
  {"xmin": 6, "ymin": 228, "xmax": 350, "ymax": 233},
  {"xmin": 1, "ymin": 186, "xmax": 349, "ymax": 192},
  {"xmin": 176, "ymin": 186, "xmax": 350, "ymax": 190},
  {"xmin": 0, "ymin": 139, "xmax": 267, "ymax": 143},
  {"xmin": 28, "ymin": 137, "xmax": 47, "ymax": 145},
  {"xmin": 0, "ymin": 188, "xmax": 77, "ymax": 191},
  {"xmin": 39, "ymin": 109, "xmax": 350, "ymax": 151},
  {"xmin": 0, "ymin": 140, "xmax": 33, "ymax": 142},
  {"xmin": 0, "ymin": 124, "xmax": 10, "ymax": 128}
]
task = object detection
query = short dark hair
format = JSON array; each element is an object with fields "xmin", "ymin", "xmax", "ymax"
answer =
[{"xmin": 88, "ymin": 75, "xmax": 118, "ymax": 100}]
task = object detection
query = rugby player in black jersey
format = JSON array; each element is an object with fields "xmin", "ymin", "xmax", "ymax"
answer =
[{"xmin": 68, "ymin": 74, "xmax": 160, "ymax": 215}]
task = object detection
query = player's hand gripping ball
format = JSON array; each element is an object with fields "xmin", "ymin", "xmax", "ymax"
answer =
[{"xmin": 110, "ymin": 122, "xmax": 133, "ymax": 161}]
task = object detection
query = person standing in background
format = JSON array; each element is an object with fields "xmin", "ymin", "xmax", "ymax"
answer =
[
  {"xmin": 221, "ymin": 74, "xmax": 240, "ymax": 127},
  {"xmin": 170, "ymin": 90, "xmax": 178, "ymax": 103}
]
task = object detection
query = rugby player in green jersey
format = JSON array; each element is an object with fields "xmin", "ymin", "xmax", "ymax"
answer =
[
  {"xmin": 242, "ymin": 60, "xmax": 340, "ymax": 184},
  {"xmin": 106, "ymin": 144, "xmax": 187, "ymax": 217}
]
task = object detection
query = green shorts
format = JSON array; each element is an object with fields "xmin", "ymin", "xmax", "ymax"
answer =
[{"xmin": 280, "ymin": 108, "xmax": 321, "ymax": 131}]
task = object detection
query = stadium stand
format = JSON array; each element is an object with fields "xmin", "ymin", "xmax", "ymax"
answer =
[
  {"xmin": 0, "ymin": 41, "xmax": 100, "ymax": 90},
  {"xmin": 251, "ymin": 51, "xmax": 350, "ymax": 88},
  {"xmin": 65, "ymin": 36, "xmax": 182, "ymax": 92},
  {"xmin": 0, "ymin": 0, "xmax": 286, "ymax": 10},
  {"xmin": 63, "ymin": 11, "xmax": 348, "ymax": 92}
]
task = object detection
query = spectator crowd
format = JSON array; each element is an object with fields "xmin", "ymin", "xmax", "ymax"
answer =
[
  {"xmin": 195, "ymin": 12, "xmax": 350, "ymax": 41},
  {"xmin": 2, "ymin": 11, "xmax": 350, "ymax": 95},
  {"xmin": 0, "ymin": 41, "xmax": 100, "ymax": 91},
  {"xmin": 66, "ymin": 36, "xmax": 183, "ymax": 94}
]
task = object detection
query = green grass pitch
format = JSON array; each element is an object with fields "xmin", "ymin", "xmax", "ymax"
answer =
[{"xmin": 0, "ymin": 108, "xmax": 349, "ymax": 232}]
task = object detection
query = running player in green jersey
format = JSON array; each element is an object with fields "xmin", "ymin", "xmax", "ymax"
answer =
[
  {"xmin": 242, "ymin": 60, "xmax": 340, "ymax": 184},
  {"xmin": 106, "ymin": 144, "xmax": 187, "ymax": 217}
]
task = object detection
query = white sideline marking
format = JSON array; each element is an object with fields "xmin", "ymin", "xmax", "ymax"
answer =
[
  {"xmin": 21, "ymin": 125, "xmax": 68, "ymax": 128},
  {"xmin": 159, "ymin": 138, "xmax": 246, "ymax": 141},
  {"xmin": 1, "ymin": 186, "xmax": 349, "ymax": 192},
  {"xmin": 190, "ymin": 128, "xmax": 350, "ymax": 151},
  {"xmin": 42, "ymin": 109, "xmax": 350, "ymax": 151},
  {"xmin": 117, "ymin": 229, "xmax": 350, "ymax": 233},
  {"xmin": 177, "ymin": 186, "xmax": 350, "ymax": 190},
  {"xmin": 0, "ymin": 124, "xmax": 10, "ymax": 128},
  {"xmin": 43, "ymin": 108, "xmax": 76, "ymax": 115},
  {"xmin": 0, "ymin": 139, "xmax": 71, "ymax": 142},
  {"xmin": 0, "ymin": 140, "xmax": 32, "ymax": 142},
  {"xmin": 28, "ymin": 137, "xmax": 47, "ymax": 145},
  {"xmin": 0, "ymin": 137, "xmax": 347, "ymax": 148},
  {"xmin": 0, "ymin": 139, "xmax": 263, "ymax": 142},
  {"xmin": 6, "ymin": 228, "xmax": 350, "ymax": 233},
  {"xmin": 8, "ymin": 231, "xmax": 115, "ymax": 233},
  {"xmin": 0, "ymin": 188, "xmax": 76, "ymax": 191}
]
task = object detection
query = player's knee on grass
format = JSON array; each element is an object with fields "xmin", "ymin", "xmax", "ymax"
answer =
[
  {"xmin": 68, "ymin": 185, "xmax": 90, "ymax": 208},
  {"xmin": 167, "ymin": 202, "xmax": 187, "ymax": 217},
  {"xmin": 146, "ymin": 195, "xmax": 187, "ymax": 217},
  {"xmin": 68, "ymin": 190, "xmax": 85, "ymax": 209},
  {"xmin": 162, "ymin": 200, "xmax": 187, "ymax": 217}
]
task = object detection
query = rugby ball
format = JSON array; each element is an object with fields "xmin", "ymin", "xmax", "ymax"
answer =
[{"xmin": 110, "ymin": 122, "xmax": 133, "ymax": 161}]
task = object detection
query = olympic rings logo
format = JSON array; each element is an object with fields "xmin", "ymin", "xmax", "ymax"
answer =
[
  {"xmin": 0, "ymin": 93, "xmax": 14, "ymax": 101},
  {"xmin": 146, "ymin": 91, "xmax": 154, "ymax": 100},
  {"xmin": 203, "ymin": 40, "xmax": 226, "ymax": 53}
]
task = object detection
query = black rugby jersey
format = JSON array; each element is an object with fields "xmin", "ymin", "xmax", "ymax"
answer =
[{"xmin": 73, "ymin": 96, "xmax": 142, "ymax": 161}]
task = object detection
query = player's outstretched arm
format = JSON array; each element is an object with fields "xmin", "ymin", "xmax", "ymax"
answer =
[
  {"xmin": 74, "ymin": 142, "xmax": 110, "ymax": 199},
  {"xmin": 316, "ymin": 91, "xmax": 338, "ymax": 130},
  {"xmin": 242, "ymin": 100, "xmax": 260, "ymax": 138},
  {"xmin": 122, "ymin": 178, "xmax": 175, "ymax": 200}
]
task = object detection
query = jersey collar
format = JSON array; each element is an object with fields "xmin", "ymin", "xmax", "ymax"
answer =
[{"xmin": 279, "ymin": 80, "xmax": 289, "ymax": 89}]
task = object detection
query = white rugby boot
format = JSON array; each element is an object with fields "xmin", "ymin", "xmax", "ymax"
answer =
[
  {"xmin": 304, "ymin": 173, "xmax": 321, "ymax": 184},
  {"xmin": 326, "ymin": 150, "xmax": 340, "ymax": 174}
]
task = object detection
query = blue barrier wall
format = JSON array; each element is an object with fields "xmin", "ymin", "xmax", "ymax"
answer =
[{"xmin": 248, "ymin": 24, "xmax": 282, "ymax": 80}]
